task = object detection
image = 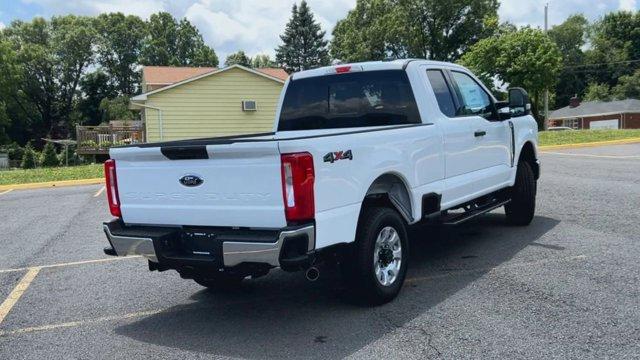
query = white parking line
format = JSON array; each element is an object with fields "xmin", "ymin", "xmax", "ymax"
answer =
[
  {"xmin": 0, "ymin": 189, "xmax": 14, "ymax": 196},
  {"xmin": 93, "ymin": 186, "xmax": 105, "ymax": 198}
]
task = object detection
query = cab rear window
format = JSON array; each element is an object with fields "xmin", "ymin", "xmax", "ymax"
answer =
[{"xmin": 278, "ymin": 70, "xmax": 421, "ymax": 131}]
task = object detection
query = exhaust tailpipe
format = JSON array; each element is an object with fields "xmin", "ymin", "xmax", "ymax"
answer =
[{"xmin": 305, "ymin": 266, "xmax": 320, "ymax": 282}]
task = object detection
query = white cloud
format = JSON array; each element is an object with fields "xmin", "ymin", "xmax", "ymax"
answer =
[
  {"xmin": 184, "ymin": 0, "xmax": 355, "ymax": 63},
  {"xmin": 0, "ymin": 22, "xmax": 5, "ymax": 30},
  {"xmin": 619, "ymin": 0, "xmax": 637, "ymax": 10}
]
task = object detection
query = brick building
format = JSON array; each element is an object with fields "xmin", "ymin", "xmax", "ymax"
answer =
[{"xmin": 548, "ymin": 98, "xmax": 640, "ymax": 130}]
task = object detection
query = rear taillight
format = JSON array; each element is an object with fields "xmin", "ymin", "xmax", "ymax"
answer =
[
  {"xmin": 280, "ymin": 152, "xmax": 315, "ymax": 222},
  {"xmin": 104, "ymin": 159, "xmax": 121, "ymax": 217}
]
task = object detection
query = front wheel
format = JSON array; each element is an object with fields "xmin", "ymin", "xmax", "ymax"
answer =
[
  {"xmin": 342, "ymin": 206, "xmax": 409, "ymax": 306},
  {"xmin": 505, "ymin": 161, "xmax": 536, "ymax": 226}
]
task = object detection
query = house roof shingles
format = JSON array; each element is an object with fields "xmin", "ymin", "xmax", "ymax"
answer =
[
  {"xmin": 142, "ymin": 66, "xmax": 289, "ymax": 88},
  {"xmin": 549, "ymin": 99, "xmax": 640, "ymax": 120}
]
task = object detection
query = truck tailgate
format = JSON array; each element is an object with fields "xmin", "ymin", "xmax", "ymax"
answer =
[{"xmin": 110, "ymin": 142, "xmax": 286, "ymax": 228}]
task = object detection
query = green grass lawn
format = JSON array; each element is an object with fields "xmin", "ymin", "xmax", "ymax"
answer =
[
  {"xmin": 539, "ymin": 129, "xmax": 640, "ymax": 146},
  {"xmin": 0, "ymin": 164, "xmax": 103, "ymax": 185}
]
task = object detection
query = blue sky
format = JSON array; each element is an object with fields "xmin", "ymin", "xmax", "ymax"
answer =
[{"xmin": 1, "ymin": 0, "xmax": 638, "ymax": 62}]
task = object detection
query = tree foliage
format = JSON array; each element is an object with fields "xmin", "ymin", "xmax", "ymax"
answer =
[
  {"xmin": 140, "ymin": 12, "xmax": 218, "ymax": 67},
  {"xmin": 20, "ymin": 142, "xmax": 38, "ymax": 169},
  {"xmin": 461, "ymin": 28, "xmax": 562, "ymax": 126},
  {"xmin": 276, "ymin": 1, "xmax": 330, "ymax": 73},
  {"xmin": 99, "ymin": 96, "xmax": 136, "ymax": 122},
  {"xmin": 225, "ymin": 50, "xmax": 251, "ymax": 67},
  {"xmin": 331, "ymin": 0, "xmax": 499, "ymax": 62},
  {"xmin": 40, "ymin": 142, "xmax": 59, "ymax": 167},
  {"xmin": 548, "ymin": 14, "xmax": 589, "ymax": 107},
  {"xmin": 95, "ymin": 13, "xmax": 146, "ymax": 96},
  {"xmin": 4, "ymin": 15, "xmax": 96, "ymax": 141},
  {"xmin": 583, "ymin": 83, "xmax": 612, "ymax": 102},
  {"xmin": 252, "ymin": 54, "xmax": 275, "ymax": 68},
  {"xmin": 587, "ymin": 11, "xmax": 640, "ymax": 86}
]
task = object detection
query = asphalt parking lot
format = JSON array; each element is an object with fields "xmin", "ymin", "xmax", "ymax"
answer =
[{"xmin": 1, "ymin": 143, "xmax": 639, "ymax": 359}]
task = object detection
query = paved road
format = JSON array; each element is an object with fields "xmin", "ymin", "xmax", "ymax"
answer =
[{"xmin": 0, "ymin": 143, "xmax": 639, "ymax": 359}]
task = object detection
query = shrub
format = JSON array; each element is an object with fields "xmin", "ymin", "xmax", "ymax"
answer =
[
  {"xmin": 0, "ymin": 142, "xmax": 25, "ymax": 161},
  {"xmin": 41, "ymin": 142, "xmax": 60, "ymax": 167},
  {"xmin": 58, "ymin": 146, "xmax": 81, "ymax": 166},
  {"xmin": 21, "ymin": 143, "xmax": 38, "ymax": 169}
]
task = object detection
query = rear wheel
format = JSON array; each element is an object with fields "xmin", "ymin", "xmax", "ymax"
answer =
[
  {"xmin": 342, "ymin": 206, "xmax": 409, "ymax": 305},
  {"xmin": 505, "ymin": 161, "xmax": 536, "ymax": 226},
  {"xmin": 193, "ymin": 273, "xmax": 245, "ymax": 291}
]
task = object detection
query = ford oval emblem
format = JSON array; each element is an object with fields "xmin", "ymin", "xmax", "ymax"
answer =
[{"xmin": 179, "ymin": 174, "xmax": 204, "ymax": 187}]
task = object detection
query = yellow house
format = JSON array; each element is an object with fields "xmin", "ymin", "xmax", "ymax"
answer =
[{"xmin": 130, "ymin": 65, "xmax": 289, "ymax": 143}]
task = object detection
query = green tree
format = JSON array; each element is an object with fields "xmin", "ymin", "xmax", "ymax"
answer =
[
  {"xmin": 276, "ymin": 1, "xmax": 330, "ymax": 73},
  {"xmin": 21, "ymin": 142, "xmax": 38, "ymax": 169},
  {"xmin": 461, "ymin": 28, "xmax": 562, "ymax": 127},
  {"xmin": 0, "ymin": 38, "xmax": 20, "ymax": 144},
  {"xmin": 77, "ymin": 70, "xmax": 116, "ymax": 125},
  {"xmin": 141, "ymin": 12, "xmax": 218, "ymax": 67},
  {"xmin": 140, "ymin": 12, "xmax": 177, "ymax": 66},
  {"xmin": 99, "ymin": 96, "xmax": 136, "ymax": 122},
  {"xmin": 252, "ymin": 54, "xmax": 275, "ymax": 68},
  {"xmin": 399, "ymin": 0, "xmax": 499, "ymax": 61},
  {"xmin": 225, "ymin": 50, "xmax": 251, "ymax": 67},
  {"xmin": 331, "ymin": 0, "xmax": 404, "ymax": 62},
  {"xmin": 331, "ymin": 0, "xmax": 499, "ymax": 62},
  {"xmin": 40, "ymin": 142, "xmax": 59, "ymax": 167},
  {"xmin": 587, "ymin": 11, "xmax": 640, "ymax": 86},
  {"xmin": 95, "ymin": 13, "xmax": 146, "ymax": 95},
  {"xmin": 4, "ymin": 16, "xmax": 96, "ymax": 140},
  {"xmin": 583, "ymin": 83, "xmax": 611, "ymax": 102},
  {"xmin": 548, "ymin": 14, "xmax": 589, "ymax": 107},
  {"xmin": 612, "ymin": 69, "xmax": 640, "ymax": 100}
]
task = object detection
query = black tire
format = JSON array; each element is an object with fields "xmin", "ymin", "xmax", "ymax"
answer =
[
  {"xmin": 193, "ymin": 273, "xmax": 244, "ymax": 291},
  {"xmin": 342, "ymin": 206, "xmax": 409, "ymax": 306},
  {"xmin": 505, "ymin": 161, "xmax": 536, "ymax": 226}
]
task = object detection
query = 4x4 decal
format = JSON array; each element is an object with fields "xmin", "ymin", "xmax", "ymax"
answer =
[{"xmin": 324, "ymin": 150, "xmax": 353, "ymax": 163}]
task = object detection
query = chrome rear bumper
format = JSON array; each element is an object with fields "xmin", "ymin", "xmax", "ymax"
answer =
[
  {"xmin": 103, "ymin": 224, "xmax": 157, "ymax": 262},
  {"xmin": 103, "ymin": 220, "xmax": 315, "ymax": 268},
  {"xmin": 222, "ymin": 225, "xmax": 315, "ymax": 267}
]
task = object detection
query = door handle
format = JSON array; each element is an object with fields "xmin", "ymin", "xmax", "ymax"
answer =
[{"xmin": 474, "ymin": 130, "xmax": 487, "ymax": 137}]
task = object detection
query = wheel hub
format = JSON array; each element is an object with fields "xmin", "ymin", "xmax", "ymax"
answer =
[{"xmin": 373, "ymin": 226, "xmax": 402, "ymax": 287}]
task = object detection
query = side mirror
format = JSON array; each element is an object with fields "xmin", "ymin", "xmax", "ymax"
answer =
[
  {"xmin": 508, "ymin": 87, "xmax": 531, "ymax": 116},
  {"xmin": 495, "ymin": 101, "xmax": 511, "ymax": 120}
]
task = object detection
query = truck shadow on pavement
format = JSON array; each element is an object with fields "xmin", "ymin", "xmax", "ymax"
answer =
[{"xmin": 115, "ymin": 214, "xmax": 560, "ymax": 359}]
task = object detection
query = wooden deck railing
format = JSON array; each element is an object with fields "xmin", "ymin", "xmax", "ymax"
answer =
[{"xmin": 76, "ymin": 125, "xmax": 145, "ymax": 155}]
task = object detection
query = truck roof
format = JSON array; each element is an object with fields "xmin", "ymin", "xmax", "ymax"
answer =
[{"xmin": 290, "ymin": 59, "xmax": 468, "ymax": 80}]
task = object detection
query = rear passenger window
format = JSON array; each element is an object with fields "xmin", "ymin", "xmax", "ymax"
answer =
[
  {"xmin": 426, "ymin": 70, "xmax": 456, "ymax": 117},
  {"xmin": 278, "ymin": 70, "xmax": 421, "ymax": 131},
  {"xmin": 450, "ymin": 71, "xmax": 494, "ymax": 119}
]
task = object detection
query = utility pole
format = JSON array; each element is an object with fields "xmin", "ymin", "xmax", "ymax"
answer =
[{"xmin": 543, "ymin": 3, "xmax": 549, "ymax": 130}]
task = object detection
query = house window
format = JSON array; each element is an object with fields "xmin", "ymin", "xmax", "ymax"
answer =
[{"xmin": 242, "ymin": 100, "xmax": 257, "ymax": 111}]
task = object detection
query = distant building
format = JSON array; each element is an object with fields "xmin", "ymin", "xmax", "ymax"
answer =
[
  {"xmin": 131, "ymin": 65, "xmax": 289, "ymax": 142},
  {"xmin": 548, "ymin": 97, "xmax": 640, "ymax": 130}
]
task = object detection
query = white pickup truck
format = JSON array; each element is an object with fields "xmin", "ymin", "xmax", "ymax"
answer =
[{"xmin": 102, "ymin": 60, "xmax": 539, "ymax": 305}]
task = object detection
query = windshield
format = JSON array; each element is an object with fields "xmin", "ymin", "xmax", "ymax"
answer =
[{"xmin": 278, "ymin": 70, "xmax": 421, "ymax": 131}]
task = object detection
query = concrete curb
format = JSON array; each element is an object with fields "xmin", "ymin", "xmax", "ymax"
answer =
[
  {"xmin": 539, "ymin": 137, "xmax": 640, "ymax": 151},
  {"xmin": 0, "ymin": 178, "xmax": 103, "ymax": 192}
]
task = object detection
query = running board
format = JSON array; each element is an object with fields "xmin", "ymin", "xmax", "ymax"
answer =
[{"xmin": 441, "ymin": 199, "xmax": 511, "ymax": 225}]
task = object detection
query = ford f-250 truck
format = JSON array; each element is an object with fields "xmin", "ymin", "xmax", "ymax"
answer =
[{"xmin": 102, "ymin": 60, "xmax": 539, "ymax": 305}]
